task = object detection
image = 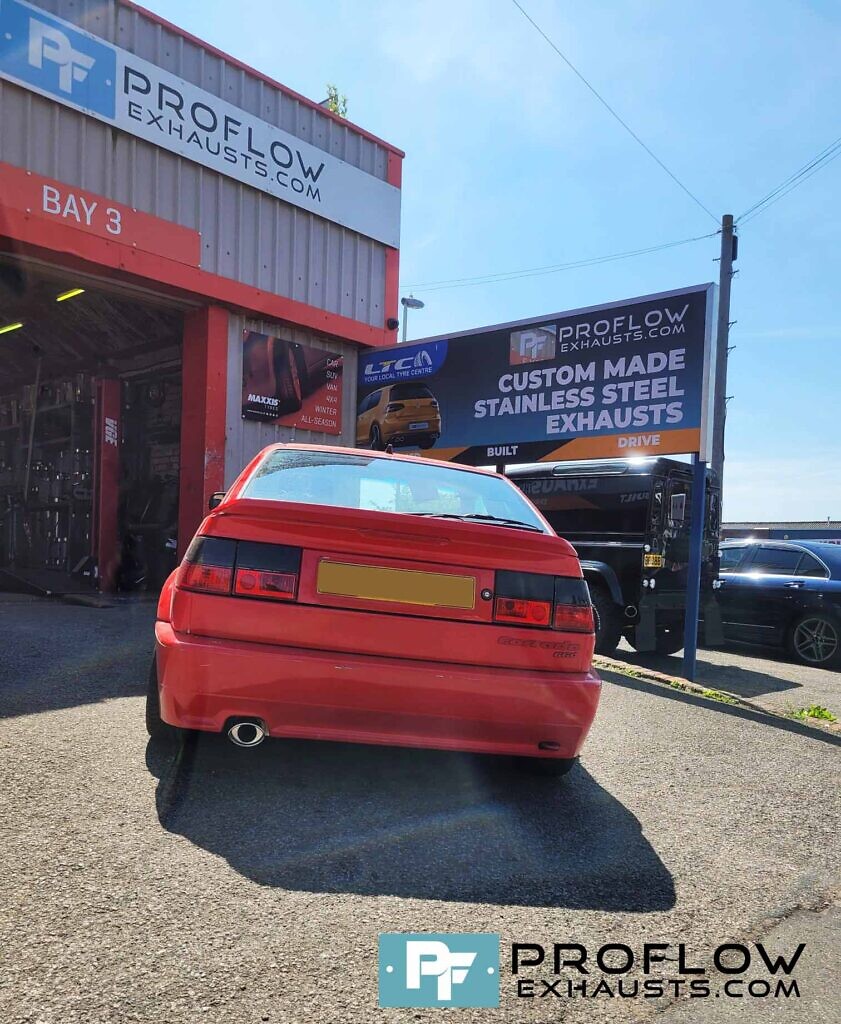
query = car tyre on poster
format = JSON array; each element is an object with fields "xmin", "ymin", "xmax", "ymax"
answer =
[
  {"xmin": 242, "ymin": 330, "xmax": 343, "ymax": 433},
  {"xmin": 272, "ymin": 339, "xmax": 304, "ymax": 415}
]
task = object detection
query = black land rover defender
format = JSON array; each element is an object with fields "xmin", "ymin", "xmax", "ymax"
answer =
[{"xmin": 508, "ymin": 457, "xmax": 724, "ymax": 655}]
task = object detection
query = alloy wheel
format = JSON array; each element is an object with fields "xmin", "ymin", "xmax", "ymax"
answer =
[{"xmin": 793, "ymin": 617, "xmax": 839, "ymax": 665}]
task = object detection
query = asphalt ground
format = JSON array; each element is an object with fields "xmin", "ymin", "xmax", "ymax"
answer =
[
  {"xmin": 0, "ymin": 597, "xmax": 839, "ymax": 1024},
  {"xmin": 612, "ymin": 636, "xmax": 841, "ymax": 719}
]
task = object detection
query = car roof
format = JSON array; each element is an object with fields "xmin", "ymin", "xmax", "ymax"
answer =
[
  {"xmin": 507, "ymin": 456, "xmax": 689, "ymax": 478},
  {"xmin": 720, "ymin": 538, "xmax": 841, "ymax": 571},
  {"xmin": 792, "ymin": 540, "xmax": 841, "ymax": 569},
  {"xmin": 260, "ymin": 442, "xmax": 499, "ymax": 478}
]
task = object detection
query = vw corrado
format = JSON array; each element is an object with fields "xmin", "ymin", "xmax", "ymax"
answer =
[{"xmin": 149, "ymin": 445, "xmax": 601, "ymax": 775}]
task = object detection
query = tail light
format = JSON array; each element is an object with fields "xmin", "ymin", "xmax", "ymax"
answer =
[
  {"xmin": 177, "ymin": 537, "xmax": 301, "ymax": 601},
  {"xmin": 494, "ymin": 596, "xmax": 552, "ymax": 626},
  {"xmin": 553, "ymin": 604, "xmax": 594, "ymax": 632},
  {"xmin": 493, "ymin": 570, "xmax": 553, "ymax": 629},
  {"xmin": 494, "ymin": 570, "xmax": 594, "ymax": 632},
  {"xmin": 553, "ymin": 577, "xmax": 595, "ymax": 633},
  {"xmin": 177, "ymin": 537, "xmax": 236, "ymax": 594},
  {"xmin": 234, "ymin": 569, "xmax": 296, "ymax": 600},
  {"xmin": 180, "ymin": 563, "xmax": 233, "ymax": 594},
  {"xmin": 233, "ymin": 540, "xmax": 300, "ymax": 601},
  {"xmin": 385, "ymin": 402, "xmax": 405, "ymax": 412}
]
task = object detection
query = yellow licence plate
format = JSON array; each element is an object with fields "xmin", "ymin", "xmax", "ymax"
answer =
[
  {"xmin": 643, "ymin": 553, "xmax": 665, "ymax": 568},
  {"xmin": 317, "ymin": 560, "xmax": 476, "ymax": 609}
]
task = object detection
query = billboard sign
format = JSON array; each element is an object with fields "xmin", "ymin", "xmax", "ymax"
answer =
[
  {"xmin": 242, "ymin": 331, "xmax": 342, "ymax": 435},
  {"xmin": 0, "ymin": 0, "xmax": 400, "ymax": 247},
  {"xmin": 356, "ymin": 285, "xmax": 715, "ymax": 465}
]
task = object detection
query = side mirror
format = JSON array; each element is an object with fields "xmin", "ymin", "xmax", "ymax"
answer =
[{"xmin": 208, "ymin": 491, "xmax": 226, "ymax": 510}]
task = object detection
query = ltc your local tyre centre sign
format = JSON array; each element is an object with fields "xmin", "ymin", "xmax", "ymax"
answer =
[{"xmin": 357, "ymin": 284, "xmax": 716, "ymax": 465}]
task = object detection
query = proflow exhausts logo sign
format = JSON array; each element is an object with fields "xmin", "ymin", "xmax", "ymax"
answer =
[
  {"xmin": 378, "ymin": 933, "xmax": 500, "ymax": 1008},
  {"xmin": 0, "ymin": 0, "xmax": 116, "ymax": 116},
  {"xmin": 0, "ymin": 0, "xmax": 400, "ymax": 246}
]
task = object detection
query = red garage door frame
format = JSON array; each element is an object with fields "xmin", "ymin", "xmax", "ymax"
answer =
[
  {"xmin": 0, "ymin": 154, "xmax": 401, "ymax": 586},
  {"xmin": 0, "ymin": 208, "xmax": 398, "ymax": 350}
]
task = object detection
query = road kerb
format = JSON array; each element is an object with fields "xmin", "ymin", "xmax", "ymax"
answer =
[{"xmin": 593, "ymin": 654, "xmax": 841, "ymax": 736}]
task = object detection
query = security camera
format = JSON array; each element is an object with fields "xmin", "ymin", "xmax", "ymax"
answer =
[{"xmin": 386, "ymin": 317, "xmax": 400, "ymax": 331}]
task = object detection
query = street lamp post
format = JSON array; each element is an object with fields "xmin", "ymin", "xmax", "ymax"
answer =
[{"xmin": 400, "ymin": 295, "xmax": 425, "ymax": 343}]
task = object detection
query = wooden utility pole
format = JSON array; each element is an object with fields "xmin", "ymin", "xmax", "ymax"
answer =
[
  {"xmin": 684, "ymin": 216, "xmax": 736, "ymax": 678},
  {"xmin": 711, "ymin": 214, "xmax": 736, "ymax": 499}
]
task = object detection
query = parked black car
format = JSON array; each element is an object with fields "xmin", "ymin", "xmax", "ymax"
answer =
[{"xmin": 717, "ymin": 540, "xmax": 841, "ymax": 668}]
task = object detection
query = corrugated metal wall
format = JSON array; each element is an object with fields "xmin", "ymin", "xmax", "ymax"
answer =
[
  {"xmin": 225, "ymin": 313, "xmax": 358, "ymax": 486},
  {"xmin": 0, "ymin": 0, "xmax": 389, "ymax": 326}
]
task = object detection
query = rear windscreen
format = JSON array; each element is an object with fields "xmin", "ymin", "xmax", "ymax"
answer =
[
  {"xmin": 243, "ymin": 448, "xmax": 548, "ymax": 530},
  {"xmin": 389, "ymin": 383, "xmax": 434, "ymax": 400},
  {"xmin": 514, "ymin": 475, "xmax": 650, "ymax": 535}
]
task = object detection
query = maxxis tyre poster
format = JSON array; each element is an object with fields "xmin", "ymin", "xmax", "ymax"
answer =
[{"xmin": 242, "ymin": 330, "xmax": 343, "ymax": 433}]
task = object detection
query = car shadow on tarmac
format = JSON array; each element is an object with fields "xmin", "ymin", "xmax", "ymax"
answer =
[
  {"xmin": 146, "ymin": 734, "xmax": 675, "ymax": 911},
  {"xmin": 601, "ymin": 669, "xmax": 841, "ymax": 748},
  {"xmin": 614, "ymin": 646, "xmax": 804, "ymax": 701}
]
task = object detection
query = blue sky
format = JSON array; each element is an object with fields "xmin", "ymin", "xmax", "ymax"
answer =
[{"xmin": 147, "ymin": 0, "xmax": 841, "ymax": 521}]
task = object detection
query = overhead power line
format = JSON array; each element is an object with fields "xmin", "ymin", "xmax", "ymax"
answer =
[
  {"xmin": 737, "ymin": 134, "xmax": 841, "ymax": 225},
  {"xmin": 510, "ymin": 0, "xmax": 719, "ymax": 225},
  {"xmin": 400, "ymin": 231, "xmax": 719, "ymax": 293}
]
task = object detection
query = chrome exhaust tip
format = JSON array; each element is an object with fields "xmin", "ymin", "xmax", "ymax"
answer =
[{"xmin": 227, "ymin": 720, "xmax": 267, "ymax": 748}]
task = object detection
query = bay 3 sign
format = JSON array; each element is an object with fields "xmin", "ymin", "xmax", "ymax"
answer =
[{"xmin": 0, "ymin": 0, "xmax": 400, "ymax": 247}]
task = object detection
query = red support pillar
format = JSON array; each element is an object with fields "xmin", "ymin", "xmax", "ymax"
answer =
[
  {"xmin": 384, "ymin": 151, "xmax": 403, "ymax": 332},
  {"xmin": 91, "ymin": 377, "xmax": 121, "ymax": 592},
  {"xmin": 178, "ymin": 305, "xmax": 228, "ymax": 557}
]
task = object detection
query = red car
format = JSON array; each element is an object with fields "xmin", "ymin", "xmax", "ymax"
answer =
[{"xmin": 149, "ymin": 445, "xmax": 601, "ymax": 775}]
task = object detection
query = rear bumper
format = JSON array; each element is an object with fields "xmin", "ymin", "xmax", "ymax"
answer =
[
  {"xmin": 155, "ymin": 622, "xmax": 601, "ymax": 759},
  {"xmin": 383, "ymin": 429, "xmax": 440, "ymax": 447}
]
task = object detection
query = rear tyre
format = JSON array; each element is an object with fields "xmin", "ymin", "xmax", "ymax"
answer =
[
  {"xmin": 145, "ymin": 657, "xmax": 180, "ymax": 741},
  {"xmin": 590, "ymin": 584, "xmax": 622, "ymax": 655},
  {"xmin": 418, "ymin": 436, "xmax": 436, "ymax": 450},
  {"xmin": 787, "ymin": 613, "xmax": 841, "ymax": 669},
  {"xmin": 370, "ymin": 423, "xmax": 384, "ymax": 450},
  {"xmin": 654, "ymin": 622, "xmax": 685, "ymax": 656},
  {"xmin": 625, "ymin": 625, "xmax": 684, "ymax": 655},
  {"xmin": 517, "ymin": 756, "xmax": 577, "ymax": 778}
]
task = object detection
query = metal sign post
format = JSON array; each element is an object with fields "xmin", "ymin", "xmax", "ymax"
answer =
[{"xmin": 682, "ymin": 454, "xmax": 708, "ymax": 681}]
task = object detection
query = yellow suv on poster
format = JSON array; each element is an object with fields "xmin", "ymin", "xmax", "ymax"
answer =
[{"xmin": 356, "ymin": 383, "xmax": 442, "ymax": 451}]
